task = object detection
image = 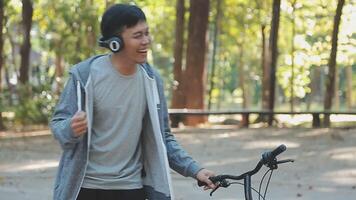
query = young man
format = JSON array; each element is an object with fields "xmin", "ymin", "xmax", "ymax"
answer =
[{"xmin": 50, "ymin": 4, "xmax": 215, "ymax": 200}]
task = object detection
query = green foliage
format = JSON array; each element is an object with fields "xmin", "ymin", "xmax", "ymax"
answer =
[
  {"xmin": 0, "ymin": 85, "xmax": 56, "ymax": 127},
  {"xmin": 137, "ymin": 0, "xmax": 176, "ymax": 89},
  {"xmin": 12, "ymin": 83, "xmax": 57, "ymax": 126},
  {"xmin": 1, "ymin": 0, "xmax": 355, "ymax": 129},
  {"xmin": 34, "ymin": 0, "xmax": 104, "ymax": 65}
]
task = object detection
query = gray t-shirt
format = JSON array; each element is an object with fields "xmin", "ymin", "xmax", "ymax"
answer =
[{"xmin": 82, "ymin": 55, "xmax": 147, "ymax": 190}]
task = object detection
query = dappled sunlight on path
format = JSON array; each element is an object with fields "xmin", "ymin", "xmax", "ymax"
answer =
[{"xmin": 0, "ymin": 127, "xmax": 355, "ymax": 199}]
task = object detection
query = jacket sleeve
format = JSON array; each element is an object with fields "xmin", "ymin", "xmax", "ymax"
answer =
[
  {"xmin": 155, "ymin": 74, "xmax": 203, "ymax": 179},
  {"xmin": 50, "ymin": 73, "xmax": 83, "ymax": 150}
]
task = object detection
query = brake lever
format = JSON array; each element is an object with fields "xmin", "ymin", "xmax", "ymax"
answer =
[
  {"xmin": 265, "ymin": 158, "xmax": 294, "ymax": 170},
  {"xmin": 210, "ymin": 179, "xmax": 230, "ymax": 196},
  {"xmin": 210, "ymin": 184, "xmax": 220, "ymax": 196},
  {"xmin": 276, "ymin": 159, "xmax": 295, "ymax": 164}
]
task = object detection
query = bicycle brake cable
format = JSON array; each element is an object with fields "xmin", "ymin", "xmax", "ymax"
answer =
[
  {"xmin": 259, "ymin": 169, "xmax": 272, "ymax": 200},
  {"xmin": 263, "ymin": 170, "xmax": 273, "ymax": 200},
  {"xmin": 229, "ymin": 182, "xmax": 265, "ymax": 200}
]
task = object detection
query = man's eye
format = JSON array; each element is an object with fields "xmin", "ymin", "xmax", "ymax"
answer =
[{"xmin": 134, "ymin": 34, "xmax": 142, "ymax": 39}]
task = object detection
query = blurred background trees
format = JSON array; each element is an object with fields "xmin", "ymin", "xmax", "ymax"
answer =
[{"xmin": 0, "ymin": 0, "xmax": 355, "ymax": 130}]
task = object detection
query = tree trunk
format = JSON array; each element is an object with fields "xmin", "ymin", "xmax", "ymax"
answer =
[
  {"xmin": 307, "ymin": 67, "xmax": 320, "ymax": 110},
  {"xmin": 87, "ymin": 26, "xmax": 96, "ymax": 51},
  {"xmin": 5, "ymin": 26, "xmax": 17, "ymax": 106},
  {"xmin": 345, "ymin": 66, "xmax": 352, "ymax": 109},
  {"xmin": 184, "ymin": 0, "xmax": 209, "ymax": 126},
  {"xmin": 323, "ymin": 0, "xmax": 345, "ymax": 127},
  {"xmin": 290, "ymin": 0, "xmax": 296, "ymax": 112},
  {"xmin": 5, "ymin": 26, "xmax": 17, "ymax": 72},
  {"xmin": 86, "ymin": 0, "xmax": 96, "ymax": 52},
  {"xmin": 334, "ymin": 67, "xmax": 339, "ymax": 109},
  {"xmin": 0, "ymin": 0, "xmax": 5, "ymax": 130},
  {"xmin": 207, "ymin": 0, "xmax": 222, "ymax": 110},
  {"xmin": 256, "ymin": 24, "xmax": 272, "ymax": 123},
  {"xmin": 254, "ymin": 0, "xmax": 270, "ymax": 123},
  {"xmin": 255, "ymin": 0, "xmax": 269, "ymax": 113},
  {"xmin": 217, "ymin": 72, "xmax": 224, "ymax": 109},
  {"xmin": 55, "ymin": 52, "xmax": 64, "ymax": 95},
  {"xmin": 19, "ymin": 0, "xmax": 33, "ymax": 84},
  {"xmin": 261, "ymin": 24, "xmax": 269, "ymax": 111},
  {"xmin": 268, "ymin": 0, "xmax": 281, "ymax": 126},
  {"xmin": 170, "ymin": 0, "xmax": 186, "ymax": 128},
  {"xmin": 238, "ymin": 43, "xmax": 248, "ymax": 109},
  {"xmin": 0, "ymin": 0, "xmax": 3, "ymax": 92}
]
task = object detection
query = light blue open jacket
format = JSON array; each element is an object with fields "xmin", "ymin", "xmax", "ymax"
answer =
[{"xmin": 50, "ymin": 55, "xmax": 202, "ymax": 200}]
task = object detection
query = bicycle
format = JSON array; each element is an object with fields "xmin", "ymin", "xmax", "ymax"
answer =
[{"xmin": 198, "ymin": 144, "xmax": 294, "ymax": 200}]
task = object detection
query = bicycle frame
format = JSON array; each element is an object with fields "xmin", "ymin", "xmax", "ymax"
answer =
[{"xmin": 244, "ymin": 174, "xmax": 252, "ymax": 200}]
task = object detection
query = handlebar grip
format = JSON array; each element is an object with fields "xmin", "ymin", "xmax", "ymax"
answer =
[
  {"xmin": 198, "ymin": 180, "xmax": 207, "ymax": 187},
  {"xmin": 197, "ymin": 176, "xmax": 219, "ymax": 187},
  {"xmin": 270, "ymin": 144, "xmax": 286, "ymax": 158},
  {"xmin": 262, "ymin": 144, "xmax": 287, "ymax": 164}
]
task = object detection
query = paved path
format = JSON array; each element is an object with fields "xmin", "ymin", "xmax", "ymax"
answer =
[{"xmin": 0, "ymin": 127, "xmax": 355, "ymax": 199}]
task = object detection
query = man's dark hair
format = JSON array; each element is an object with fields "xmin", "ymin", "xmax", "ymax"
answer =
[{"xmin": 100, "ymin": 4, "xmax": 146, "ymax": 40}]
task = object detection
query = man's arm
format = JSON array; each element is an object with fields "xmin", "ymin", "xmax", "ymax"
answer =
[
  {"xmin": 155, "ymin": 74, "xmax": 216, "ymax": 189},
  {"xmin": 50, "ymin": 74, "xmax": 85, "ymax": 150}
]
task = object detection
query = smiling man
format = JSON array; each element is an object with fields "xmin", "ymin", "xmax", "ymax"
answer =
[{"xmin": 50, "ymin": 4, "xmax": 215, "ymax": 200}]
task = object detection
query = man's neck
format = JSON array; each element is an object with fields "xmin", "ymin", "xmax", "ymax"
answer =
[{"xmin": 111, "ymin": 53, "xmax": 137, "ymax": 76}]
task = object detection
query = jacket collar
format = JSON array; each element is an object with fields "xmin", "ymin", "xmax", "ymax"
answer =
[{"xmin": 70, "ymin": 54, "xmax": 155, "ymax": 87}]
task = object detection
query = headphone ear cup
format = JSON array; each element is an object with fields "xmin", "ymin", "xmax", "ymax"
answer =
[
  {"xmin": 98, "ymin": 36, "xmax": 124, "ymax": 53},
  {"xmin": 108, "ymin": 36, "xmax": 124, "ymax": 53}
]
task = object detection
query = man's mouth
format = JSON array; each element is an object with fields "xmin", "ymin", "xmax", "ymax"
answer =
[{"xmin": 138, "ymin": 49, "xmax": 148, "ymax": 53}]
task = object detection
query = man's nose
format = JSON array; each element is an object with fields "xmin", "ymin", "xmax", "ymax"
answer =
[{"xmin": 142, "ymin": 35, "xmax": 151, "ymax": 45}]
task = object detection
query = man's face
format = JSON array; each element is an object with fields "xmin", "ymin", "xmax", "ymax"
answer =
[{"xmin": 120, "ymin": 21, "xmax": 151, "ymax": 64}]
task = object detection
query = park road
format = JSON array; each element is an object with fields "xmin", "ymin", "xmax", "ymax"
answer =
[{"xmin": 0, "ymin": 127, "xmax": 355, "ymax": 200}]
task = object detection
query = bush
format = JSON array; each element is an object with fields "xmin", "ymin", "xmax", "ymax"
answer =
[{"xmin": 12, "ymin": 84, "xmax": 57, "ymax": 127}]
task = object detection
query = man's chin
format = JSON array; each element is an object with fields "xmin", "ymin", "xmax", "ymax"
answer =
[{"xmin": 136, "ymin": 58, "xmax": 147, "ymax": 64}]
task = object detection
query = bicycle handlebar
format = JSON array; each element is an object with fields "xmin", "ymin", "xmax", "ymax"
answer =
[
  {"xmin": 197, "ymin": 144, "xmax": 293, "ymax": 199},
  {"xmin": 198, "ymin": 144, "xmax": 289, "ymax": 187}
]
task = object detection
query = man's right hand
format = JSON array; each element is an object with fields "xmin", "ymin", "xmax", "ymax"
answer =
[{"xmin": 71, "ymin": 111, "xmax": 87, "ymax": 137}]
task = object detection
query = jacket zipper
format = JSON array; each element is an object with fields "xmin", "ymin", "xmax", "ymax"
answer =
[{"xmin": 74, "ymin": 78, "xmax": 91, "ymax": 200}]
